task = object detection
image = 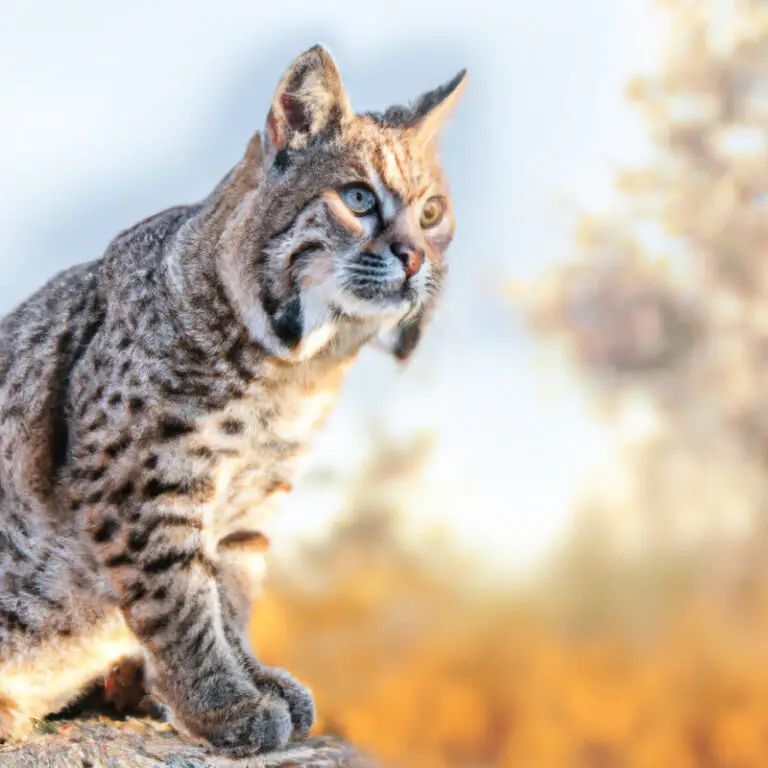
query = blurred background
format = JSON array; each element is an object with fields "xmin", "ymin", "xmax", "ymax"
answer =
[{"xmin": 3, "ymin": 0, "xmax": 768, "ymax": 765}]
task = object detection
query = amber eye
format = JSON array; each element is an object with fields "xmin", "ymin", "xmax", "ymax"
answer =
[
  {"xmin": 420, "ymin": 197, "xmax": 445, "ymax": 228},
  {"xmin": 340, "ymin": 185, "xmax": 378, "ymax": 215}
]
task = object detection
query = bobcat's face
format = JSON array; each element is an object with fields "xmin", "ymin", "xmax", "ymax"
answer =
[
  {"xmin": 264, "ymin": 142, "xmax": 453, "ymax": 323},
  {"xmin": 219, "ymin": 45, "xmax": 466, "ymax": 362}
]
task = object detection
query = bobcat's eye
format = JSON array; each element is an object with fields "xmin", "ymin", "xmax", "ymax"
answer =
[
  {"xmin": 420, "ymin": 197, "xmax": 445, "ymax": 229},
  {"xmin": 340, "ymin": 185, "xmax": 377, "ymax": 215}
]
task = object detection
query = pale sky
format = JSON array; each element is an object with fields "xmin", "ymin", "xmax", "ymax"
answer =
[{"xmin": 0, "ymin": 0, "xmax": 662, "ymax": 576}]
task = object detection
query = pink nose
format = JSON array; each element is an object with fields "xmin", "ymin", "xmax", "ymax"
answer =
[{"xmin": 391, "ymin": 242, "xmax": 425, "ymax": 278}]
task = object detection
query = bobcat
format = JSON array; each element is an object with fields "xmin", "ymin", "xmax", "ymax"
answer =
[{"xmin": 0, "ymin": 44, "xmax": 465, "ymax": 756}]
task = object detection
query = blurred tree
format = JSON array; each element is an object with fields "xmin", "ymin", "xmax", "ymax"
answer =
[{"xmin": 522, "ymin": 0, "xmax": 768, "ymax": 573}]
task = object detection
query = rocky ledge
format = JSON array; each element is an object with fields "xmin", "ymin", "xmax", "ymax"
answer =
[{"xmin": 0, "ymin": 716, "xmax": 377, "ymax": 767}]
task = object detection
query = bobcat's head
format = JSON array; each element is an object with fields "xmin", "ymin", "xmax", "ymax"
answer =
[{"xmin": 217, "ymin": 44, "xmax": 466, "ymax": 363}]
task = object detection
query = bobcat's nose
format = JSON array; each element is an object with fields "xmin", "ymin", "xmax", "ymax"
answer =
[{"xmin": 391, "ymin": 242, "xmax": 425, "ymax": 278}]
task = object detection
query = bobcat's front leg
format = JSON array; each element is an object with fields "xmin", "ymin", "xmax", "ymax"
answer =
[
  {"xmin": 217, "ymin": 539, "xmax": 316, "ymax": 738},
  {"xmin": 88, "ymin": 500, "xmax": 294, "ymax": 757}
]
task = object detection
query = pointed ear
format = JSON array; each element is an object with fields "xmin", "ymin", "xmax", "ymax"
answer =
[
  {"xmin": 264, "ymin": 44, "xmax": 353, "ymax": 158},
  {"xmin": 373, "ymin": 310, "xmax": 430, "ymax": 364},
  {"xmin": 408, "ymin": 69, "xmax": 468, "ymax": 145}
]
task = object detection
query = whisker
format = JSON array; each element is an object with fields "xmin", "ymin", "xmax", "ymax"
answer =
[
  {"xmin": 347, "ymin": 264, "xmax": 392, "ymax": 272},
  {"xmin": 346, "ymin": 269, "xmax": 396, "ymax": 280},
  {"xmin": 346, "ymin": 263, "xmax": 392, "ymax": 272}
]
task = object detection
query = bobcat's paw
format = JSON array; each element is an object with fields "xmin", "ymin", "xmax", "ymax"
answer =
[
  {"xmin": 0, "ymin": 692, "xmax": 32, "ymax": 743},
  {"xmin": 182, "ymin": 693, "xmax": 293, "ymax": 757},
  {"xmin": 252, "ymin": 667, "xmax": 315, "ymax": 738}
]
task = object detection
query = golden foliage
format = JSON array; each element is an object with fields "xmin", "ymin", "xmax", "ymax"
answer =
[
  {"xmin": 245, "ymin": 430, "xmax": 768, "ymax": 767},
  {"xmin": 251, "ymin": 523, "xmax": 768, "ymax": 768}
]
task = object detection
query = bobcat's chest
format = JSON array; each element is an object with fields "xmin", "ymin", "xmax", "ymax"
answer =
[{"xmin": 193, "ymin": 375, "xmax": 342, "ymax": 548}]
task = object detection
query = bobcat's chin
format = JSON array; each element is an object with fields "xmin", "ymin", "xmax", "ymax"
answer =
[{"xmin": 333, "ymin": 283, "xmax": 415, "ymax": 322}]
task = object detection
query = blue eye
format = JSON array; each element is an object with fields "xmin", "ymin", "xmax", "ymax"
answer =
[{"xmin": 340, "ymin": 185, "xmax": 377, "ymax": 215}]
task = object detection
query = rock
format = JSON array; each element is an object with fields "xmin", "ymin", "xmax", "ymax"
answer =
[{"xmin": 0, "ymin": 716, "xmax": 378, "ymax": 767}]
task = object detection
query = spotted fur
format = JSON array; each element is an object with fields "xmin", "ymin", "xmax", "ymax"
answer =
[{"xmin": 0, "ymin": 44, "xmax": 465, "ymax": 755}]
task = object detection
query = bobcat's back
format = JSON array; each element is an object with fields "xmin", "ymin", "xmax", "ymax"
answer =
[{"xmin": 0, "ymin": 260, "xmax": 109, "ymax": 651}]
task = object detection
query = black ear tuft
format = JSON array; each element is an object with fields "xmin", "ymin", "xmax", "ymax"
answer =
[{"xmin": 409, "ymin": 69, "xmax": 468, "ymax": 145}]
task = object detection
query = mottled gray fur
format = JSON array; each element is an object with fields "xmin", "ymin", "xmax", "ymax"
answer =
[{"xmin": 0, "ymin": 45, "xmax": 465, "ymax": 755}]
